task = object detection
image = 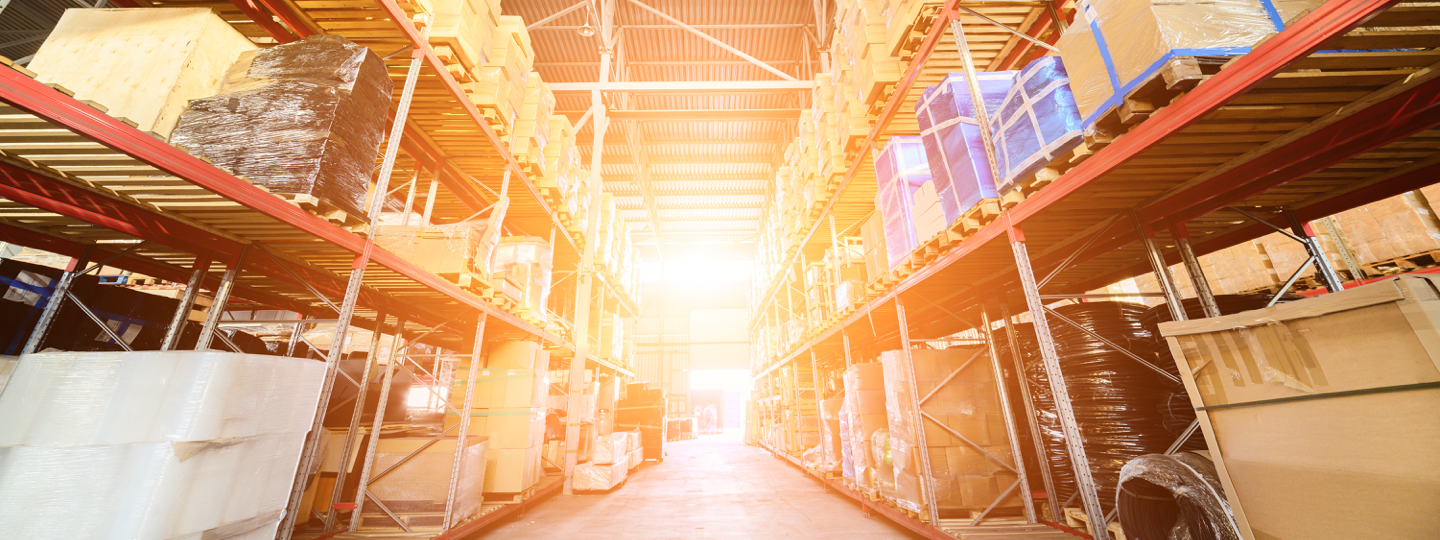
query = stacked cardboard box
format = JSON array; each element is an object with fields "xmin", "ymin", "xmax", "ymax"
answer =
[
  {"xmin": 422, "ymin": 0, "xmax": 501, "ymax": 73},
  {"xmin": 617, "ymin": 382, "xmax": 667, "ymax": 461},
  {"xmin": 467, "ymin": 15, "xmax": 533, "ymax": 132},
  {"xmin": 874, "ymin": 137, "xmax": 932, "ymax": 269},
  {"xmin": 373, "ymin": 219, "xmax": 502, "ymax": 283},
  {"xmin": 860, "ymin": 213, "xmax": 889, "ymax": 283},
  {"xmin": 510, "ymin": 71, "xmax": 556, "ymax": 173},
  {"xmin": 445, "ymin": 340, "xmax": 549, "ymax": 494},
  {"xmin": 843, "ymin": 363, "xmax": 889, "ymax": 492},
  {"xmin": 367, "ymin": 436, "xmax": 488, "ymax": 528},
  {"xmin": 834, "ymin": 0, "xmax": 904, "ymax": 110},
  {"xmin": 491, "ymin": 237, "xmax": 553, "ymax": 323},
  {"xmin": 881, "ymin": 347, "xmax": 1021, "ymax": 515}
]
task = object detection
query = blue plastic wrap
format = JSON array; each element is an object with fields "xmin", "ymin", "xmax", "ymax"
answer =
[
  {"xmin": 916, "ymin": 71, "xmax": 1016, "ymax": 225},
  {"xmin": 874, "ymin": 137, "xmax": 932, "ymax": 269},
  {"xmin": 988, "ymin": 57, "xmax": 1084, "ymax": 193}
]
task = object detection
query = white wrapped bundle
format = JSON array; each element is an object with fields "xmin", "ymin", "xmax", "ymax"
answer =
[
  {"xmin": 592, "ymin": 432, "xmax": 628, "ymax": 465},
  {"xmin": 572, "ymin": 460, "xmax": 627, "ymax": 491}
]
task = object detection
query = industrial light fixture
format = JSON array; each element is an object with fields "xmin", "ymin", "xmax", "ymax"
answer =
[{"xmin": 578, "ymin": 20, "xmax": 595, "ymax": 37}]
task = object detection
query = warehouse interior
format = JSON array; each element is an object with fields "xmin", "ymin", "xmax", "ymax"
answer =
[{"xmin": 0, "ymin": 0, "xmax": 1436, "ymax": 539}]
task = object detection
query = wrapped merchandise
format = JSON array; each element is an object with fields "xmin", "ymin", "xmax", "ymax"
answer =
[
  {"xmin": 29, "ymin": 8, "xmax": 257, "ymax": 138},
  {"xmin": 0, "ymin": 351, "xmax": 325, "ymax": 540},
  {"xmin": 916, "ymin": 71, "xmax": 1016, "ymax": 225},
  {"xmin": 426, "ymin": 0, "xmax": 499, "ymax": 70},
  {"xmin": 170, "ymin": 35, "xmax": 392, "ymax": 221},
  {"xmin": 838, "ymin": 400, "xmax": 857, "ymax": 482},
  {"xmin": 873, "ymin": 137, "xmax": 933, "ymax": 269},
  {"xmin": 1332, "ymin": 192, "xmax": 1440, "ymax": 266},
  {"xmin": 802, "ymin": 443, "xmax": 825, "ymax": 470},
  {"xmin": 911, "ymin": 180, "xmax": 945, "ymax": 240},
  {"xmin": 870, "ymin": 429, "xmax": 896, "ymax": 498},
  {"xmin": 1118, "ymin": 452, "xmax": 1241, "ymax": 540},
  {"xmin": 881, "ymin": 347, "xmax": 1022, "ymax": 515},
  {"xmin": 843, "ymin": 363, "xmax": 888, "ymax": 491},
  {"xmin": 860, "ymin": 213, "xmax": 888, "ymax": 283},
  {"xmin": 373, "ymin": 218, "xmax": 502, "ymax": 281},
  {"xmin": 573, "ymin": 460, "xmax": 628, "ymax": 492},
  {"xmin": 988, "ymin": 56, "xmax": 1084, "ymax": 193},
  {"xmin": 1058, "ymin": 0, "xmax": 1317, "ymax": 126},
  {"xmin": 819, "ymin": 397, "xmax": 845, "ymax": 473},
  {"xmin": 835, "ymin": 279, "xmax": 862, "ymax": 313},
  {"xmin": 628, "ymin": 446, "xmax": 643, "ymax": 469},
  {"xmin": 368, "ymin": 436, "xmax": 488, "ymax": 528},
  {"xmin": 490, "ymin": 236, "xmax": 553, "ymax": 323},
  {"xmin": 592, "ymin": 432, "xmax": 629, "ymax": 465},
  {"xmin": 486, "ymin": 445, "xmax": 542, "ymax": 493}
]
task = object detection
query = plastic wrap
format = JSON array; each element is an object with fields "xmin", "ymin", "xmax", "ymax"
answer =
[
  {"xmin": 1118, "ymin": 452, "xmax": 1241, "ymax": 540},
  {"xmin": 870, "ymin": 428, "xmax": 896, "ymax": 498},
  {"xmin": 592, "ymin": 432, "xmax": 629, "ymax": 465},
  {"xmin": 491, "ymin": 236, "xmax": 553, "ymax": 323},
  {"xmin": 0, "ymin": 351, "xmax": 325, "ymax": 540},
  {"xmin": 368, "ymin": 436, "xmax": 488, "ymax": 528},
  {"xmin": 843, "ymin": 363, "xmax": 887, "ymax": 490},
  {"xmin": 170, "ymin": 35, "xmax": 392, "ymax": 221},
  {"xmin": 819, "ymin": 397, "xmax": 844, "ymax": 472},
  {"xmin": 572, "ymin": 460, "xmax": 628, "ymax": 491},
  {"xmin": 838, "ymin": 399, "xmax": 857, "ymax": 482},
  {"xmin": 373, "ymin": 219, "xmax": 501, "ymax": 280},
  {"xmin": 989, "ymin": 56, "xmax": 1084, "ymax": 193},
  {"xmin": 874, "ymin": 137, "xmax": 933, "ymax": 268},
  {"xmin": 1332, "ymin": 193, "xmax": 1440, "ymax": 266},
  {"xmin": 1000, "ymin": 302, "xmax": 1177, "ymax": 513},
  {"xmin": 1058, "ymin": 0, "xmax": 1308, "ymax": 125},
  {"xmin": 834, "ymin": 279, "xmax": 862, "ymax": 313},
  {"xmin": 916, "ymin": 71, "xmax": 1016, "ymax": 224}
]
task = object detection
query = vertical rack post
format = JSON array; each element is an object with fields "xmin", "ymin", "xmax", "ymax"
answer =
[
  {"xmin": 324, "ymin": 311, "xmax": 387, "ymax": 530},
  {"xmin": 979, "ymin": 306, "xmax": 1037, "ymax": 523},
  {"xmin": 1285, "ymin": 208, "xmax": 1346, "ymax": 292},
  {"xmin": 1131, "ymin": 211, "xmax": 1187, "ymax": 322},
  {"xmin": 350, "ymin": 317, "xmax": 408, "ymax": 532},
  {"xmin": 161, "ymin": 253, "xmax": 212, "ymax": 350},
  {"xmin": 948, "ymin": 17, "xmax": 1003, "ymax": 183},
  {"xmin": 444, "ymin": 312, "xmax": 488, "ymax": 529},
  {"xmin": 1000, "ymin": 302, "xmax": 1060, "ymax": 521},
  {"xmin": 1008, "ymin": 225, "xmax": 1110, "ymax": 538},
  {"xmin": 894, "ymin": 296, "xmax": 941, "ymax": 527},
  {"xmin": 1169, "ymin": 224, "xmax": 1219, "ymax": 319},
  {"xmin": 22, "ymin": 244, "xmax": 95, "ymax": 354},
  {"xmin": 195, "ymin": 245, "xmax": 249, "ymax": 349},
  {"xmin": 809, "ymin": 349, "xmax": 824, "ymax": 452}
]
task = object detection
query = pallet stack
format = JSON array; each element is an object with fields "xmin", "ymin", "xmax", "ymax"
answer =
[{"xmin": 444, "ymin": 341, "xmax": 549, "ymax": 496}]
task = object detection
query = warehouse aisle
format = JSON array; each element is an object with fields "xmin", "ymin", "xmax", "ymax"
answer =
[{"xmin": 475, "ymin": 431, "xmax": 920, "ymax": 539}]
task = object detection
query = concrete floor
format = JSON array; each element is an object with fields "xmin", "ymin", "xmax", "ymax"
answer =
[{"xmin": 474, "ymin": 431, "xmax": 921, "ymax": 539}]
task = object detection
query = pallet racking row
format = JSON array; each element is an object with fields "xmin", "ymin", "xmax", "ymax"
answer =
[
  {"xmin": 0, "ymin": 1, "xmax": 640, "ymax": 538},
  {"xmin": 750, "ymin": 0, "xmax": 1439, "ymax": 538}
]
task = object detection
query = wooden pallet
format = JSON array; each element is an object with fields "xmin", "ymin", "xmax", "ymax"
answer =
[
  {"xmin": 1084, "ymin": 55, "xmax": 1229, "ymax": 143},
  {"xmin": 998, "ymin": 137, "xmax": 1099, "ymax": 209},
  {"xmin": 1064, "ymin": 507, "xmax": 1128, "ymax": 540},
  {"xmin": 949, "ymin": 198, "xmax": 1003, "ymax": 237},
  {"xmin": 273, "ymin": 193, "xmax": 369, "ymax": 233},
  {"xmin": 1362, "ymin": 248, "xmax": 1440, "ymax": 275}
]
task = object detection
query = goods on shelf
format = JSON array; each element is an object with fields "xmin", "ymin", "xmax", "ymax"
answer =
[
  {"xmin": 1159, "ymin": 276, "xmax": 1440, "ymax": 540},
  {"xmin": 491, "ymin": 236, "xmax": 553, "ymax": 323},
  {"xmin": 170, "ymin": 35, "xmax": 392, "ymax": 221},
  {"xmin": 916, "ymin": 71, "xmax": 1015, "ymax": 225},
  {"xmin": 911, "ymin": 179, "xmax": 945, "ymax": 241},
  {"xmin": 510, "ymin": 71, "xmax": 556, "ymax": 172},
  {"xmin": 367, "ymin": 436, "xmax": 489, "ymax": 528},
  {"xmin": 874, "ymin": 137, "xmax": 933, "ymax": 269},
  {"xmin": 988, "ymin": 57, "xmax": 1084, "ymax": 193},
  {"xmin": 617, "ymin": 382, "xmax": 667, "ymax": 461},
  {"xmin": 1331, "ymin": 190, "xmax": 1440, "ymax": 269},
  {"xmin": 859, "ymin": 213, "xmax": 889, "ymax": 283},
  {"xmin": 881, "ymin": 347, "xmax": 1021, "ymax": 515},
  {"xmin": 1002, "ymin": 302, "xmax": 1177, "ymax": 513},
  {"xmin": 1057, "ymin": 0, "xmax": 1318, "ymax": 128},
  {"xmin": 0, "ymin": 351, "xmax": 324, "ymax": 539},
  {"xmin": 29, "ymin": 8, "xmax": 257, "ymax": 139},
  {"xmin": 819, "ymin": 397, "xmax": 845, "ymax": 473},
  {"xmin": 838, "ymin": 400, "xmax": 857, "ymax": 482},
  {"xmin": 373, "ymin": 212, "xmax": 503, "ymax": 285},
  {"xmin": 573, "ymin": 460, "xmax": 628, "ymax": 491},
  {"xmin": 1117, "ymin": 452, "xmax": 1241, "ymax": 540},
  {"xmin": 491, "ymin": 340, "xmax": 549, "ymax": 370},
  {"xmin": 467, "ymin": 15, "xmax": 534, "ymax": 131},
  {"xmin": 321, "ymin": 356, "xmax": 414, "ymax": 428},
  {"xmin": 592, "ymin": 432, "xmax": 628, "ymax": 466},
  {"xmin": 423, "ymin": 0, "xmax": 500, "ymax": 72},
  {"xmin": 842, "ymin": 363, "xmax": 889, "ymax": 492},
  {"xmin": 445, "ymin": 348, "xmax": 547, "ymax": 494}
]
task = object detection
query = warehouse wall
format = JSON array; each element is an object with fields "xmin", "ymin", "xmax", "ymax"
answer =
[{"xmin": 633, "ymin": 279, "xmax": 748, "ymax": 415}]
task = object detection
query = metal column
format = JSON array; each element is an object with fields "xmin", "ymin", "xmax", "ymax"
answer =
[
  {"xmin": 1131, "ymin": 211, "xmax": 1187, "ymax": 322},
  {"xmin": 161, "ymin": 253, "xmax": 211, "ymax": 350},
  {"xmin": 979, "ymin": 307, "xmax": 1037, "ymax": 523},
  {"xmin": 196, "ymin": 245, "xmax": 249, "ymax": 349},
  {"xmin": 280, "ymin": 17, "xmax": 430, "ymax": 537},
  {"xmin": 443, "ymin": 313, "xmax": 488, "ymax": 529},
  {"xmin": 351, "ymin": 317, "xmax": 408, "ymax": 532},
  {"xmin": 1286, "ymin": 209, "xmax": 1346, "ymax": 292},
  {"xmin": 1000, "ymin": 303, "xmax": 1060, "ymax": 521},
  {"xmin": 949, "ymin": 17, "xmax": 1002, "ymax": 182},
  {"xmin": 22, "ymin": 244, "xmax": 94, "ymax": 354},
  {"xmin": 894, "ymin": 297, "xmax": 942, "ymax": 527},
  {"xmin": 808, "ymin": 349, "xmax": 825, "ymax": 451},
  {"xmin": 1008, "ymin": 226, "xmax": 1110, "ymax": 539},
  {"xmin": 1169, "ymin": 224, "xmax": 1219, "ymax": 319},
  {"xmin": 323, "ymin": 312, "xmax": 387, "ymax": 530}
]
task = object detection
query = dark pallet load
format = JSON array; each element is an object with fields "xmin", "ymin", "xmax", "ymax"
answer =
[{"xmin": 616, "ymin": 382, "xmax": 666, "ymax": 462}]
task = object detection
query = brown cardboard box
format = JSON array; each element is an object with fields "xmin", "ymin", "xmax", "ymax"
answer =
[
  {"xmin": 443, "ymin": 407, "xmax": 545, "ymax": 449},
  {"xmin": 486, "ymin": 340, "xmax": 549, "ymax": 370},
  {"xmin": 451, "ymin": 368, "xmax": 548, "ymax": 409},
  {"xmin": 485, "ymin": 445, "xmax": 541, "ymax": 494},
  {"xmin": 1332, "ymin": 192, "xmax": 1440, "ymax": 265},
  {"xmin": 1160, "ymin": 275, "xmax": 1440, "ymax": 540},
  {"xmin": 369, "ymin": 436, "xmax": 488, "ymax": 527}
]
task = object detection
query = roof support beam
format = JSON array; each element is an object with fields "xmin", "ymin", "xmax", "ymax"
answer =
[
  {"xmin": 625, "ymin": 0, "xmax": 799, "ymax": 81},
  {"xmin": 561, "ymin": 108, "xmax": 802, "ymax": 120},
  {"xmin": 622, "ymin": 122, "xmax": 666, "ymax": 247},
  {"xmin": 527, "ymin": 1, "xmax": 588, "ymax": 30},
  {"xmin": 550, "ymin": 80, "xmax": 813, "ymax": 92}
]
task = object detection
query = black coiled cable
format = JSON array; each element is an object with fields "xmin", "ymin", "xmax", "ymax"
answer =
[{"xmin": 1118, "ymin": 452, "xmax": 1242, "ymax": 540}]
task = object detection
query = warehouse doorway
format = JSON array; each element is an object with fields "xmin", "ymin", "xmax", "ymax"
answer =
[{"xmin": 691, "ymin": 368, "xmax": 749, "ymax": 434}]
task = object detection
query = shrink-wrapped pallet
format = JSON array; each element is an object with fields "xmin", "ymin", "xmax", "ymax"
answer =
[
  {"xmin": 916, "ymin": 71, "xmax": 1015, "ymax": 225},
  {"xmin": 593, "ymin": 432, "xmax": 629, "ymax": 465},
  {"xmin": 988, "ymin": 57, "xmax": 1084, "ymax": 193},
  {"xmin": 843, "ymin": 363, "xmax": 889, "ymax": 491},
  {"xmin": 170, "ymin": 35, "xmax": 392, "ymax": 221},
  {"xmin": 573, "ymin": 460, "xmax": 628, "ymax": 491},
  {"xmin": 873, "ymin": 137, "xmax": 932, "ymax": 269},
  {"xmin": 0, "ymin": 351, "xmax": 325, "ymax": 540},
  {"xmin": 368, "ymin": 436, "xmax": 488, "ymax": 528},
  {"xmin": 491, "ymin": 237, "xmax": 553, "ymax": 323},
  {"xmin": 29, "ymin": 8, "xmax": 257, "ymax": 138},
  {"xmin": 1332, "ymin": 192, "xmax": 1440, "ymax": 266},
  {"xmin": 373, "ymin": 215, "xmax": 503, "ymax": 282}
]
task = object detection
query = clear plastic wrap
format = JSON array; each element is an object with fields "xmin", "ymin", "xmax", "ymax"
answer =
[
  {"xmin": 838, "ymin": 399, "xmax": 857, "ymax": 482},
  {"xmin": 843, "ymin": 363, "xmax": 888, "ymax": 490},
  {"xmin": 988, "ymin": 56, "xmax": 1084, "ymax": 193},
  {"xmin": 592, "ymin": 432, "xmax": 629, "ymax": 465},
  {"xmin": 0, "ymin": 351, "xmax": 325, "ymax": 540},
  {"xmin": 368, "ymin": 436, "xmax": 488, "ymax": 528},
  {"xmin": 373, "ymin": 219, "xmax": 501, "ymax": 280},
  {"xmin": 1000, "ymin": 302, "xmax": 1178, "ymax": 514},
  {"xmin": 870, "ymin": 428, "xmax": 896, "ymax": 498},
  {"xmin": 170, "ymin": 35, "xmax": 392, "ymax": 221},
  {"xmin": 1058, "ymin": 0, "xmax": 1307, "ymax": 124},
  {"xmin": 874, "ymin": 137, "xmax": 933, "ymax": 269},
  {"xmin": 491, "ymin": 236, "xmax": 553, "ymax": 323},
  {"xmin": 916, "ymin": 71, "xmax": 1016, "ymax": 224},
  {"xmin": 572, "ymin": 460, "xmax": 628, "ymax": 492},
  {"xmin": 1118, "ymin": 452, "xmax": 1241, "ymax": 540}
]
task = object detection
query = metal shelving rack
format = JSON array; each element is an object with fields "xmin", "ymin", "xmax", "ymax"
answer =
[
  {"xmin": 0, "ymin": 0, "xmax": 642, "ymax": 538},
  {"xmin": 750, "ymin": 0, "xmax": 1439, "ymax": 538}
]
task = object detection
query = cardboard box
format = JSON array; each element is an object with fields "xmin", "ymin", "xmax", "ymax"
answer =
[
  {"xmin": 1160, "ymin": 275, "xmax": 1440, "ymax": 540},
  {"xmin": 485, "ymin": 446, "xmax": 541, "ymax": 494},
  {"xmin": 29, "ymin": 8, "xmax": 257, "ymax": 138},
  {"xmin": 443, "ymin": 407, "xmax": 544, "ymax": 449},
  {"xmin": 369, "ymin": 436, "xmax": 488, "ymax": 527},
  {"xmin": 451, "ymin": 368, "xmax": 548, "ymax": 409},
  {"xmin": 628, "ymin": 447, "xmax": 643, "ymax": 469},
  {"xmin": 573, "ymin": 460, "xmax": 627, "ymax": 491},
  {"xmin": 487, "ymin": 340, "xmax": 548, "ymax": 370}
]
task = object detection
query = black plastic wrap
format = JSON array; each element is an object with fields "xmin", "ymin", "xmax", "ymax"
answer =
[
  {"xmin": 999, "ymin": 302, "xmax": 1175, "ymax": 512},
  {"xmin": 1118, "ymin": 452, "xmax": 1241, "ymax": 540},
  {"xmin": 170, "ymin": 35, "xmax": 392, "ymax": 221}
]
